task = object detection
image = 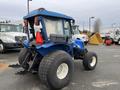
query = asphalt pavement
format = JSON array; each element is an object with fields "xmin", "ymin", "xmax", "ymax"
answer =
[{"xmin": 0, "ymin": 45, "xmax": 120, "ymax": 90}]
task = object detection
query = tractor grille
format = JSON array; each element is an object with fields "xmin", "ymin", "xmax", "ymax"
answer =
[{"xmin": 15, "ymin": 36, "xmax": 27, "ymax": 43}]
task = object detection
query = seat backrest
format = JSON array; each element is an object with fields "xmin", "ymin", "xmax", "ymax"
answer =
[{"xmin": 50, "ymin": 34, "xmax": 70, "ymax": 43}]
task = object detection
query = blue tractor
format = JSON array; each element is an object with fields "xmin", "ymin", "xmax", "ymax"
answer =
[{"xmin": 19, "ymin": 8, "xmax": 97, "ymax": 90}]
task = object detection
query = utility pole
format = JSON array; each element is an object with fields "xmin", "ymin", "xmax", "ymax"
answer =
[
  {"xmin": 26, "ymin": 0, "xmax": 32, "ymax": 39},
  {"xmin": 89, "ymin": 17, "xmax": 95, "ymax": 32},
  {"xmin": 83, "ymin": 21, "xmax": 85, "ymax": 31},
  {"xmin": 27, "ymin": 0, "xmax": 29, "ymax": 14},
  {"xmin": 27, "ymin": 0, "xmax": 32, "ymax": 14}
]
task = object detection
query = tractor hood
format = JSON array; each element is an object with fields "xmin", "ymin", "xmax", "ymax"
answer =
[{"xmin": 72, "ymin": 34, "xmax": 89, "ymax": 42}]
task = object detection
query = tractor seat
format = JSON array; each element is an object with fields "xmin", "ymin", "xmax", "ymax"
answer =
[
  {"xmin": 30, "ymin": 32, "xmax": 44, "ymax": 46},
  {"xmin": 30, "ymin": 39, "xmax": 44, "ymax": 46},
  {"xmin": 50, "ymin": 34, "xmax": 70, "ymax": 43}
]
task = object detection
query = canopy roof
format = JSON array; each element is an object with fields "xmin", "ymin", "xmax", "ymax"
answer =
[{"xmin": 24, "ymin": 8, "xmax": 74, "ymax": 20}]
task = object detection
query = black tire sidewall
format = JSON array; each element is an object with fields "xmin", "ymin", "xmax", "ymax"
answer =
[
  {"xmin": 18, "ymin": 48, "xmax": 31, "ymax": 69},
  {"xmin": 0, "ymin": 41, "xmax": 5, "ymax": 53},
  {"xmin": 18, "ymin": 48, "xmax": 28, "ymax": 64},
  {"xmin": 48, "ymin": 55, "xmax": 73, "ymax": 89},
  {"xmin": 83, "ymin": 52, "xmax": 97, "ymax": 70},
  {"xmin": 118, "ymin": 39, "xmax": 120, "ymax": 45}
]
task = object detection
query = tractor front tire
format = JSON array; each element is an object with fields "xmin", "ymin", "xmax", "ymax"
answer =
[
  {"xmin": 83, "ymin": 52, "xmax": 97, "ymax": 70},
  {"xmin": 18, "ymin": 48, "xmax": 31, "ymax": 70},
  {"xmin": 38, "ymin": 50, "xmax": 74, "ymax": 90}
]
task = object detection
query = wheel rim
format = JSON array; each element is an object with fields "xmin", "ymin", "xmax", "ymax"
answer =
[
  {"xmin": 118, "ymin": 40, "xmax": 120, "ymax": 44},
  {"xmin": 57, "ymin": 63, "xmax": 69, "ymax": 80},
  {"xmin": 0, "ymin": 43, "xmax": 4, "ymax": 52},
  {"xmin": 90, "ymin": 56, "xmax": 97, "ymax": 67}
]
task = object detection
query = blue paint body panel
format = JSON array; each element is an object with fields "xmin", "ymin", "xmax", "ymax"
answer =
[
  {"xmin": 23, "ymin": 39, "xmax": 85, "ymax": 57},
  {"xmin": 23, "ymin": 40, "xmax": 30, "ymax": 48},
  {"xmin": 72, "ymin": 39, "xmax": 85, "ymax": 49},
  {"xmin": 36, "ymin": 42, "xmax": 73, "ymax": 56},
  {"xmin": 24, "ymin": 9, "xmax": 74, "ymax": 20}
]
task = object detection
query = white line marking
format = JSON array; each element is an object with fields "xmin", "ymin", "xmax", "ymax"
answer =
[
  {"xmin": 113, "ymin": 55, "xmax": 120, "ymax": 58},
  {"xmin": 92, "ymin": 80, "xmax": 119, "ymax": 88}
]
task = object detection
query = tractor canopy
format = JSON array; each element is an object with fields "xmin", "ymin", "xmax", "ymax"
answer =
[
  {"xmin": 23, "ymin": 8, "xmax": 75, "ymax": 41},
  {"xmin": 24, "ymin": 8, "xmax": 74, "ymax": 20},
  {"xmin": 22, "ymin": 8, "xmax": 86, "ymax": 57}
]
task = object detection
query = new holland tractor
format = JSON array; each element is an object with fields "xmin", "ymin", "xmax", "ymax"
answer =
[{"xmin": 19, "ymin": 8, "xmax": 98, "ymax": 90}]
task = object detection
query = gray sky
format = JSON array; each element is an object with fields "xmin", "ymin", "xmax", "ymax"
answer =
[{"xmin": 0, "ymin": 0, "xmax": 120, "ymax": 28}]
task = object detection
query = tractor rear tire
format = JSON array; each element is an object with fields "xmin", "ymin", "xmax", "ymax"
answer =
[
  {"xmin": 38, "ymin": 50, "xmax": 74, "ymax": 90},
  {"xmin": 83, "ymin": 52, "xmax": 97, "ymax": 70},
  {"xmin": 18, "ymin": 48, "xmax": 31, "ymax": 70}
]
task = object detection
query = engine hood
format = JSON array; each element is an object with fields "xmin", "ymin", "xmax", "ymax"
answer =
[
  {"xmin": 72, "ymin": 34, "xmax": 88, "ymax": 38},
  {"xmin": 1, "ymin": 32, "xmax": 27, "ymax": 37},
  {"xmin": 0, "ymin": 32, "xmax": 28, "ymax": 43},
  {"xmin": 72, "ymin": 34, "xmax": 89, "ymax": 41}
]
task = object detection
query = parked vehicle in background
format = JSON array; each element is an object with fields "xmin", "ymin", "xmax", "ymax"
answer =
[
  {"xmin": 102, "ymin": 29, "xmax": 120, "ymax": 45},
  {"xmin": 104, "ymin": 36, "xmax": 113, "ymax": 46},
  {"xmin": 0, "ymin": 23, "xmax": 28, "ymax": 53},
  {"xmin": 72, "ymin": 25, "xmax": 89, "ymax": 45},
  {"xmin": 113, "ymin": 29, "xmax": 120, "ymax": 44}
]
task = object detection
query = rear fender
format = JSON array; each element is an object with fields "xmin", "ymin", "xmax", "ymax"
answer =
[{"xmin": 36, "ymin": 43, "xmax": 73, "ymax": 56}]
